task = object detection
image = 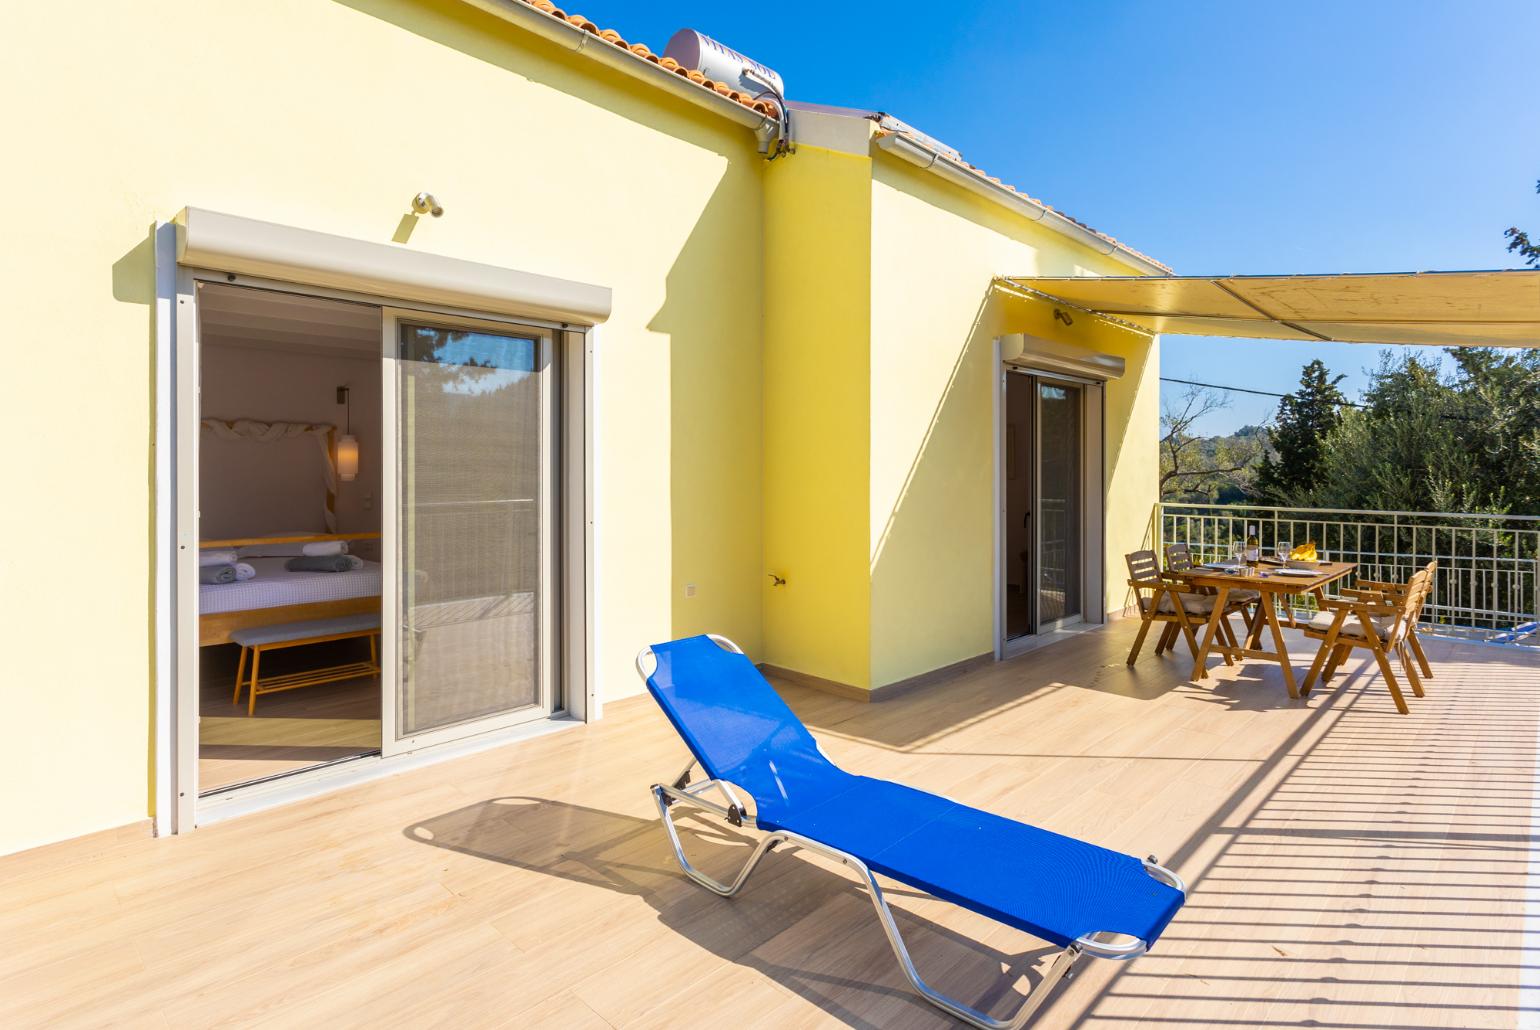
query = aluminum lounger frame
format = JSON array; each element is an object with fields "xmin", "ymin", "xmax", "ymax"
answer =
[{"xmin": 636, "ymin": 635, "xmax": 1187, "ymax": 1030}]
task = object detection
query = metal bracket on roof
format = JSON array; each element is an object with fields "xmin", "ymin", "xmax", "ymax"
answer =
[
  {"xmin": 992, "ymin": 277, "xmax": 1155, "ymax": 339},
  {"xmin": 742, "ymin": 69, "xmax": 792, "ymax": 159}
]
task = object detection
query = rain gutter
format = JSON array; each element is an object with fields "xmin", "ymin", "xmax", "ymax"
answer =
[
  {"xmin": 874, "ymin": 132, "xmax": 1171, "ymax": 276},
  {"xmin": 460, "ymin": 0, "xmax": 782, "ymax": 151}
]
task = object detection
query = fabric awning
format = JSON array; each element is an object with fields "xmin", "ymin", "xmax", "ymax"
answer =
[{"xmin": 1001, "ymin": 270, "xmax": 1540, "ymax": 347}]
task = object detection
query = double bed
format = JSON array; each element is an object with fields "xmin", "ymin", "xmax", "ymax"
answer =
[{"xmin": 199, "ymin": 534, "xmax": 382, "ymax": 646}]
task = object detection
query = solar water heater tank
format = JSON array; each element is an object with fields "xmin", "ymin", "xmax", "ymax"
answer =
[{"xmin": 662, "ymin": 28, "xmax": 784, "ymax": 98}]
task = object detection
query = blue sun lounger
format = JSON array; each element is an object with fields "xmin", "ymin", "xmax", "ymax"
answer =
[{"xmin": 637, "ymin": 634, "xmax": 1186, "ymax": 1030}]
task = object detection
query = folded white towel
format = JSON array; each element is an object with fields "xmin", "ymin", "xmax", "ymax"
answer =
[
  {"xmin": 343, "ymin": 554, "xmax": 363, "ymax": 571},
  {"xmin": 234, "ymin": 562, "xmax": 257, "ymax": 581},
  {"xmin": 200, "ymin": 548, "xmax": 238, "ymax": 567},
  {"xmin": 239, "ymin": 537, "xmax": 353, "ymax": 559}
]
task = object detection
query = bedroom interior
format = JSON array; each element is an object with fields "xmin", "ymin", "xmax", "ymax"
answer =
[
  {"xmin": 197, "ymin": 283, "xmax": 385, "ymax": 792},
  {"xmin": 194, "ymin": 278, "xmax": 558, "ymax": 798}
]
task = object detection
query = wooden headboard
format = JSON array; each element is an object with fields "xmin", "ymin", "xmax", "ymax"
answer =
[{"xmin": 199, "ymin": 532, "xmax": 382, "ymax": 548}]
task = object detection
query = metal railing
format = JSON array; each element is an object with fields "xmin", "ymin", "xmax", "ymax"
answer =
[{"xmin": 1156, "ymin": 502, "xmax": 1540, "ymax": 646}]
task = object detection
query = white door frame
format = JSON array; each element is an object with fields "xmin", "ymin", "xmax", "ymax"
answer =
[
  {"xmin": 159, "ymin": 267, "xmax": 595, "ymax": 832},
  {"xmin": 993, "ymin": 342, "xmax": 1108, "ymax": 661}
]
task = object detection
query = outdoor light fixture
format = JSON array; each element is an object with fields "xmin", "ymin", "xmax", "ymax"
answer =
[
  {"xmin": 412, "ymin": 191, "xmax": 444, "ymax": 217},
  {"xmin": 336, "ymin": 385, "xmax": 359, "ymax": 482}
]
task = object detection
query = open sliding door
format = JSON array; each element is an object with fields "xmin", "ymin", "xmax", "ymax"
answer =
[
  {"xmin": 999, "ymin": 364, "xmax": 1106, "ymax": 656},
  {"xmin": 381, "ymin": 309, "xmax": 559, "ymax": 756}
]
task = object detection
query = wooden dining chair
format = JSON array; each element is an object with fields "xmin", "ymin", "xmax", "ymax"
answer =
[
  {"xmin": 1351, "ymin": 560, "xmax": 1437, "ymax": 684},
  {"xmin": 1164, "ymin": 542, "xmax": 1263, "ymax": 643},
  {"xmin": 1126, "ymin": 549, "xmax": 1229, "ymax": 665},
  {"xmin": 1301, "ymin": 562, "xmax": 1436, "ymax": 715}
]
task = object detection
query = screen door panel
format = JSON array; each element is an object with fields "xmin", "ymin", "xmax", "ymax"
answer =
[
  {"xmin": 1035, "ymin": 380, "xmax": 1083, "ymax": 626},
  {"xmin": 396, "ymin": 321, "xmax": 546, "ymax": 737}
]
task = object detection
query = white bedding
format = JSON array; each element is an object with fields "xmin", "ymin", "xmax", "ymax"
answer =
[{"xmin": 199, "ymin": 556, "xmax": 382, "ymax": 615}]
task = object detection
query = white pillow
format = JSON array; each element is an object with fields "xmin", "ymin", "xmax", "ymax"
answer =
[{"xmin": 237, "ymin": 534, "xmax": 349, "ymax": 559}]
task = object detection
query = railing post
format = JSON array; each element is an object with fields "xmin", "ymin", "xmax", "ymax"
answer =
[{"xmin": 1390, "ymin": 512, "xmax": 1399, "ymax": 585}]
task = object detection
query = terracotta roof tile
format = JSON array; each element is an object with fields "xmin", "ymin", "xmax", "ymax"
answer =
[
  {"xmin": 512, "ymin": 0, "xmax": 778, "ymax": 118},
  {"xmin": 506, "ymin": 4, "xmax": 1166, "ymax": 267}
]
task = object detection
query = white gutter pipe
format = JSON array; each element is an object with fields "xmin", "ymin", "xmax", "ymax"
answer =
[
  {"xmin": 460, "ymin": 0, "xmax": 782, "ymax": 151},
  {"xmin": 875, "ymin": 133, "xmax": 1170, "ymax": 276}
]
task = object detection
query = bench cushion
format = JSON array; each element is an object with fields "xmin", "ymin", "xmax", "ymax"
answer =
[
  {"xmin": 231, "ymin": 612, "xmax": 381, "ymax": 647},
  {"xmin": 1155, "ymin": 592, "xmax": 1216, "ymax": 615},
  {"xmin": 1307, "ymin": 609, "xmax": 1393, "ymax": 640}
]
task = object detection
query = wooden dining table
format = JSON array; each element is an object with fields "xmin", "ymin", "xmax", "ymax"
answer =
[{"xmin": 1172, "ymin": 560, "xmax": 1358, "ymax": 698}]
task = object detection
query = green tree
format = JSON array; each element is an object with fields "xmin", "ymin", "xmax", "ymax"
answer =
[
  {"xmin": 1311, "ymin": 349, "xmax": 1540, "ymax": 514},
  {"xmin": 1504, "ymin": 178, "xmax": 1540, "ymax": 267},
  {"xmin": 1312, "ymin": 354, "xmax": 1481, "ymax": 512},
  {"xmin": 1254, "ymin": 359, "xmax": 1346, "ymax": 504}
]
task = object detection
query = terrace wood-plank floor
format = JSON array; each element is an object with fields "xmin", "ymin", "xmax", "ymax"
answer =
[
  {"xmin": 198, "ymin": 641, "xmax": 380, "ymax": 792},
  {"xmin": 3, "ymin": 621, "xmax": 1535, "ymax": 1028}
]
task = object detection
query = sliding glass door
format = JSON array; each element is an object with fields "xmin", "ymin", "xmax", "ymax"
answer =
[
  {"xmin": 382, "ymin": 311, "xmax": 556, "ymax": 754},
  {"xmin": 1002, "ymin": 368, "xmax": 1098, "ymax": 649},
  {"xmin": 1034, "ymin": 379, "xmax": 1083, "ymax": 628}
]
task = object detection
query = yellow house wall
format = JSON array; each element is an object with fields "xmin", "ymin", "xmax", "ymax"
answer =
[
  {"xmin": 761, "ymin": 146, "xmax": 874, "ymax": 689},
  {"xmin": 0, "ymin": 0, "xmax": 766, "ymax": 855},
  {"xmin": 0, "ymin": 0, "xmax": 1166, "ymax": 853},
  {"xmin": 868, "ymin": 156, "xmax": 1160, "ymax": 688}
]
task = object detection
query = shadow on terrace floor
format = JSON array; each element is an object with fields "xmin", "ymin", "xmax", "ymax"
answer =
[
  {"xmin": 1065, "ymin": 634, "xmax": 1540, "ymax": 1030},
  {"xmin": 408, "ymin": 628, "xmax": 1540, "ymax": 1027},
  {"xmin": 407, "ymin": 797, "xmax": 1062, "ymax": 1028},
  {"xmin": 783, "ymin": 617, "xmax": 1330, "ymax": 755}
]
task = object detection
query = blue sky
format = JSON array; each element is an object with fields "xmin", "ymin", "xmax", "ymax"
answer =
[{"xmin": 576, "ymin": 1, "xmax": 1540, "ymax": 433}]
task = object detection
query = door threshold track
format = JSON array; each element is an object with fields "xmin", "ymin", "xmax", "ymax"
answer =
[
  {"xmin": 195, "ymin": 713, "xmax": 580, "ymax": 829},
  {"xmin": 198, "ymin": 750, "xmax": 381, "ymax": 799}
]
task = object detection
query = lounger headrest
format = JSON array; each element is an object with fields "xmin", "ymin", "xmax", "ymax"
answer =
[{"xmin": 643, "ymin": 635, "xmax": 825, "ymax": 789}]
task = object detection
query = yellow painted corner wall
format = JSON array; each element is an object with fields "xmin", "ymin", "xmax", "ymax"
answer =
[
  {"xmin": 0, "ymin": 0, "xmax": 766, "ymax": 854},
  {"xmin": 761, "ymin": 145, "xmax": 874, "ymax": 689},
  {"xmin": 1104, "ymin": 332, "xmax": 1162, "ymax": 618},
  {"xmin": 868, "ymin": 157, "xmax": 1160, "ymax": 688}
]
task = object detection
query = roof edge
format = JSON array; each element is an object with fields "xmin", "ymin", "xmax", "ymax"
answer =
[
  {"xmin": 874, "ymin": 131, "xmax": 1172, "ymax": 276},
  {"xmin": 462, "ymin": 0, "xmax": 781, "ymax": 133}
]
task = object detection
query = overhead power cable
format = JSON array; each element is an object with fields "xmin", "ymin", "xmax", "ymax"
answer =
[{"xmin": 1159, "ymin": 376, "xmax": 1365, "ymax": 409}]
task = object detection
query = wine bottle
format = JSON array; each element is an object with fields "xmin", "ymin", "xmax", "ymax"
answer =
[{"xmin": 1246, "ymin": 525, "xmax": 1260, "ymax": 562}]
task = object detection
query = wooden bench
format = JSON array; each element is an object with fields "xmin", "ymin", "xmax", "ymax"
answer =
[{"xmin": 231, "ymin": 613, "xmax": 381, "ymax": 715}]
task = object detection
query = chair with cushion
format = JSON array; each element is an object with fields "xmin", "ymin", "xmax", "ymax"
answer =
[
  {"xmin": 1350, "ymin": 560, "xmax": 1437, "ymax": 684},
  {"xmin": 1125, "ymin": 550, "xmax": 1246, "ymax": 666},
  {"xmin": 637, "ymin": 635, "xmax": 1187, "ymax": 1029},
  {"xmin": 1300, "ymin": 561, "xmax": 1436, "ymax": 714},
  {"xmin": 1165, "ymin": 542, "xmax": 1264, "ymax": 632}
]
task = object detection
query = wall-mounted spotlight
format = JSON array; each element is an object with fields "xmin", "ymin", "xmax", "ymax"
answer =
[
  {"xmin": 412, "ymin": 191, "xmax": 444, "ymax": 217},
  {"xmin": 1053, "ymin": 307, "xmax": 1074, "ymax": 326}
]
